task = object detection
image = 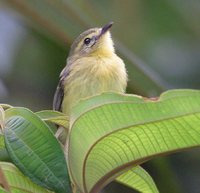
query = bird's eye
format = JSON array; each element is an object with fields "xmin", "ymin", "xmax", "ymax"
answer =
[{"xmin": 84, "ymin": 38, "xmax": 91, "ymax": 45}]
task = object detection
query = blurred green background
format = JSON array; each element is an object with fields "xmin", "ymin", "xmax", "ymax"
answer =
[{"xmin": 0, "ymin": 1, "xmax": 200, "ymax": 193}]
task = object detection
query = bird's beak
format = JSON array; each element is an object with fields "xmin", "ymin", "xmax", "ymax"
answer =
[
  {"xmin": 95, "ymin": 22, "xmax": 113, "ymax": 40},
  {"xmin": 101, "ymin": 22, "xmax": 113, "ymax": 35}
]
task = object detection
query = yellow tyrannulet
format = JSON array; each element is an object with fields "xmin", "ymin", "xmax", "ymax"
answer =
[{"xmin": 53, "ymin": 22, "xmax": 127, "ymax": 142}]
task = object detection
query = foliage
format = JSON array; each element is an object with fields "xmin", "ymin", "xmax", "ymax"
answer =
[
  {"xmin": 0, "ymin": 89, "xmax": 200, "ymax": 193},
  {"xmin": 0, "ymin": 1, "xmax": 200, "ymax": 192}
]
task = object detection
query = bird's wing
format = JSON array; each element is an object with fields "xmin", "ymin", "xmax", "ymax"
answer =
[
  {"xmin": 53, "ymin": 81, "xmax": 64, "ymax": 111},
  {"xmin": 53, "ymin": 66, "xmax": 69, "ymax": 112}
]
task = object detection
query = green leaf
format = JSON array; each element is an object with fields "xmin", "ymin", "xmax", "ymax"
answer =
[
  {"xmin": 0, "ymin": 106, "xmax": 5, "ymax": 131},
  {"xmin": 0, "ymin": 106, "xmax": 5, "ymax": 146},
  {"xmin": 0, "ymin": 104, "xmax": 13, "ymax": 110},
  {"xmin": 68, "ymin": 89, "xmax": 200, "ymax": 193},
  {"xmin": 0, "ymin": 107, "xmax": 10, "ymax": 161},
  {"xmin": 116, "ymin": 166, "xmax": 159, "ymax": 193},
  {"xmin": 4, "ymin": 107, "xmax": 71, "ymax": 193},
  {"xmin": 0, "ymin": 134, "xmax": 5, "ymax": 150},
  {"xmin": 36, "ymin": 110, "xmax": 69, "ymax": 129},
  {"xmin": 0, "ymin": 149, "xmax": 10, "ymax": 162},
  {"xmin": 0, "ymin": 162, "xmax": 53, "ymax": 193},
  {"xmin": 0, "ymin": 187, "xmax": 8, "ymax": 193}
]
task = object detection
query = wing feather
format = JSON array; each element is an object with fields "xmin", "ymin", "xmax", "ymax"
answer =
[{"xmin": 53, "ymin": 66, "xmax": 69, "ymax": 112}]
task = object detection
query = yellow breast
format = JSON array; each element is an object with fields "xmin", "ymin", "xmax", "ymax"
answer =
[{"xmin": 62, "ymin": 54, "xmax": 127, "ymax": 115}]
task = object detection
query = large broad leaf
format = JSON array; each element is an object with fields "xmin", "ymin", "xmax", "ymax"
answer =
[
  {"xmin": 0, "ymin": 106, "xmax": 10, "ymax": 161},
  {"xmin": 0, "ymin": 162, "xmax": 52, "ymax": 193},
  {"xmin": 4, "ymin": 107, "xmax": 71, "ymax": 193},
  {"xmin": 0, "ymin": 106, "xmax": 5, "ymax": 149},
  {"xmin": 36, "ymin": 110, "xmax": 68, "ymax": 129},
  {"xmin": 0, "ymin": 106, "xmax": 5, "ymax": 131},
  {"xmin": 68, "ymin": 89, "xmax": 200, "ymax": 193},
  {"xmin": 116, "ymin": 166, "xmax": 159, "ymax": 193},
  {"xmin": 0, "ymin": 104, "xmax": 13, "ymax": 110}
]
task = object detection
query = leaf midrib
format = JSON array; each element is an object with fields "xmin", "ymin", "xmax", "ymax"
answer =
[
  {"xmin": 5, "ymin": 122, "xmax": 65, "ymax": 190},
  {"xmin": 82, "ymin": 111, "xmax": 200, "ymax": 193},
  {"xmin": 89, "ymin": 145, "xmax": 200, "ymax": 193}
]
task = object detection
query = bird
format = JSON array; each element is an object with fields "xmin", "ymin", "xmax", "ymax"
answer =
[{"xmin": 53, "ymin": 22, "xmax": 127, "ymax": 141}]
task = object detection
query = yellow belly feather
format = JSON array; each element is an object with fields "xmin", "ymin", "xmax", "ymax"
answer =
[{"xmin": 62, "ymin": 54, "xmax": 127, "ymax": 115}]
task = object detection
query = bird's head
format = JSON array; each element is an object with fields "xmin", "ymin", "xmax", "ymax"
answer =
[{"xmin": 68, "ymin": 22, "xmax": 115, "ymax": 60}]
